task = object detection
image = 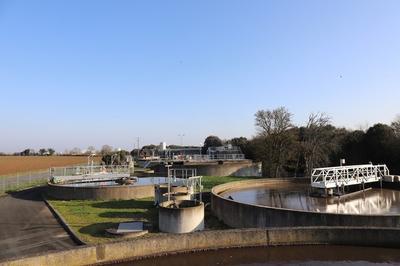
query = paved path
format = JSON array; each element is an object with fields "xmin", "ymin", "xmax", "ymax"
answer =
[{"xmin": 0, "ymin": 187, "xmax": 76, "ymax": 261}]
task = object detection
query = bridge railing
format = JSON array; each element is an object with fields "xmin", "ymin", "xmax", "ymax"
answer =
[
  {"xmin": 191, "ymin": 154, "xmax": 245, "ymax": 161},
  {"xmin": 311, "ymin": 164, "xmax": 389, "ymax": 189},
  {"xmin": 50, "ymin": 165, "xmax": 130, "ymax": 177}
]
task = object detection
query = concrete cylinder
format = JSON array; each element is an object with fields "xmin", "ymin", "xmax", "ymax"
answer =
[
  {"xmin": 162, "ymin": 192, "xmax": 191, "ymax": 202},
  {"xmin": 156, "ymin": 185, "xmax": 191, "ymax": 204},
  {"xmin": 171, "ymin": 185, "xmax": 188, "ymax": 193},
  {"xmin": 158, "ymin": 200, "xmax": 204, "ymax": 233}
]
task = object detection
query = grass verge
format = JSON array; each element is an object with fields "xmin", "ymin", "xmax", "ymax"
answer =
[
  {"xmin": 47, "ymin": 198, "xmax": 157, "ymax": 244},
  {"xmin": 48, "ymin": 175, "xmax": 260, "ymax": 244}
]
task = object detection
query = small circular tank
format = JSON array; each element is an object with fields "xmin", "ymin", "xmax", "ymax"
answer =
[
  {"xmin": 171, "ymin": 185, "xmax": 188, "ymax": 193},
  {"xmin": 158, "ymin": 200, "xmax": 204, "ymax": 233},
  {"xmin": 155, "ymin": 185, "xmax": 191, "ymax": 204},
  {"xmin": 162, "ymin": 192, "xmax": 191, "ymax": 202}
]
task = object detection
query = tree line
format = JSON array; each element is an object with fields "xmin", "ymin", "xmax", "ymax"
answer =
[{"xmin": 224, "ymin": 107, "xmax": 400, "ymax": 177}]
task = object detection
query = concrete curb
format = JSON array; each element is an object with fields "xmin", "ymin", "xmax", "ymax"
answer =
[
  {"xmin": 3, "ymin": 227, "xmax": 400, "ymax": 266},
  {"xmin": 42, "ymin": 195, "xmax": 87, "ymax": 246}
]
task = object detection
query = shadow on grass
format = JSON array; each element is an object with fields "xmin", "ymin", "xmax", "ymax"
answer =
[
  {"xmin": 91, "ymin": 199, "xmax": 154, "ymax": 209},
  {"xmin": 79, "ymin": 222, "xmax": 117, "ymax": 238},
  {"xmin": 98, "ymin": 209, "xmax": 157, "ymax": 221},
  {"xmin": 79, "ymin": 218, "xmax": 159, "ymax": 238}
]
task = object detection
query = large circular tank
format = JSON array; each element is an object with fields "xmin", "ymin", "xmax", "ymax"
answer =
[
  {"xmin": 158, "ymin": 200, "xmax": 204, "ymax": 233},
  {"xmin": 47, "ymin": 177, "xmax": 170, "ymax": 200},
  {"xmin": 211, "ymin": 178, "xmax": 400, "ymax": 228}
]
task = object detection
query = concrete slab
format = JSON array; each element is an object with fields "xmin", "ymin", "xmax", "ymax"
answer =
[{"xmin": 117, "ymin": 222, "xmax": 144, "ymax": 233}]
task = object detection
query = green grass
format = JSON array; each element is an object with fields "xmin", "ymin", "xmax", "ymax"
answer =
[
  {"xmin": 48, "ymin": 198, "xmax": 158, "ymax": 244},
  {"xmin": 48, "ymin": 176, "xmax": 261, "ymax": 244}
]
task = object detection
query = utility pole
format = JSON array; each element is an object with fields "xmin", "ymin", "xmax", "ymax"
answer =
[
  {"xmin": 137, "ymin": 137, "xmax": 140, "ymax": 158},
  {"xmin": 178, "ymin": 134, "xmax": 185, "ymax": 146}
]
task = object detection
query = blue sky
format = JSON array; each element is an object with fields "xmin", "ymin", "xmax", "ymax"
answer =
[{"xmin": 1, "ymin": 0, "xmax": 400, "ymax": 152}]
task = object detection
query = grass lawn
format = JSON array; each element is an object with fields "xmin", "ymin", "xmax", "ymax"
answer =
[
  {"xmin": 48, "ymin": 175, "xmax": 261, "ymax": 244},
  {"xmin": 48, "ymin": 198, "xmax": 157, "ymax": 244}
]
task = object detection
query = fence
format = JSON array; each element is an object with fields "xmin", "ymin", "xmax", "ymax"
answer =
[
  {"xmin": 50, "ymin": 165, "xmax": 130, "ymax": 177},
  {"xmin": 0, "ymin": 170, "xmax": 50, "ymax": 194},
  {"xmin": 191, "ymin": 154, "xmax": 245, "ymax": 161}
]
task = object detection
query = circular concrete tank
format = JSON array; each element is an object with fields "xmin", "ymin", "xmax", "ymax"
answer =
[
  {"xmin": 159, "ymin": 200, "xmax": 204, "ymax": 233},
  {"xmin": 211, "ymin": 178, "xmax": 400, "ymax": 228},
  {"xmin": 47, "ymin": 177, "xmax": 169, "ymax": 200},
  {"xmin": 171, "ymin": 185, "xmax": 189, "ymax": 193},
  {"xmin": 162, "ymin": 192, "xmax": 191, "ymax": 202},
  {"xmin": 155, "ymin": 185, "xmax": 191, "ymax": 204}
]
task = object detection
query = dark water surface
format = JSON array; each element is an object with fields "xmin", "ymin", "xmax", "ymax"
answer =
[
  {"xmin": 222, "ymin": 184, "xmax": 400, "ymax": 215},
  {"xmin": 112, "ymin": 245, "xmax": 400, "ymax": 266}
]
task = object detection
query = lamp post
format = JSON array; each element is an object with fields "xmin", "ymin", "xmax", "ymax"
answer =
[
  {"xmin": 178, "ymin": 134, "xmax": 185, "ymax": 146},
  {"xmin": 87, "ymin": 153, "xmax": 96, "ymax": 175}
]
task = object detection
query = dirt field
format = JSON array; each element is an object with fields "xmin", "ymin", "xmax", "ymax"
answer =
[{"xmin": 0, "ymin": 156, "xmax": 101, "ymax": 176}]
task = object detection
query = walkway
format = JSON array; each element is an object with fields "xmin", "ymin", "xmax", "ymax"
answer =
[
  {"xmin": 311, "ymin": 164, "xmax": 389, "ymax": 189},
  {"xmin": 0, "ymin": 187, "xmax": 76, "ymax": 261}
]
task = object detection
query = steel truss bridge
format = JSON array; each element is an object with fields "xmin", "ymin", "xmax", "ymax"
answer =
[{"xmin": 311, "ymin": 164, "xmax": 390, "ymax": 189}]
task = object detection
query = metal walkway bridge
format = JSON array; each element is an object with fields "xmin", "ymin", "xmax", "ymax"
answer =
[{"xmin": 311, "ymin": 164, "xmax": 389, "ymax": 189}]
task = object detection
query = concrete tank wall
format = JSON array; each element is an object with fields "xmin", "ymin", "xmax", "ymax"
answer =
[
  {"xmin": 153, "ymin": 160, "xmax": 261, "ymax": 177},
  {"xmin": 47, "ymin": 183, "xmax": 155, "ymax": 200},
  {"xmin": 159, "ymin": 200, "xmax": 204, "ymax": 233},
  {"xmin": 155, "ymin": 185, "xmax": 191, "ymax": 204},
  {"xmin": 161, "ymin": 192, "xmax": 191, "ymax": 202},
  {"xmin": 211, "ymin": 178, "xmax": 400, "ymax": 228},
  {"xmin": 6, "ymin": 227, "xmax": 400, "ymax": 266}
]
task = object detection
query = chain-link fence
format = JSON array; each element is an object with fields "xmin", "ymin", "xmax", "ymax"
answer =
[{"xmin": 0, "ymin": 170, "xmax": 50, "ymax": 194}]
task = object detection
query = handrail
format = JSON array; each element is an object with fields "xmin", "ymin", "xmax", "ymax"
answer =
[{"xmin": 311, "ymin": 164, "xmax": 389, "ymax": 189}]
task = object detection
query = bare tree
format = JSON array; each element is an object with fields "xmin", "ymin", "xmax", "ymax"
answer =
[
  {"xmin": 48, "ymin": 148, "xmax": 55, "ymax": 155},
  {"xmin": 100, "ymin": 145, "xmax": 113, "ymax": 155},
  {"xmin": 391, "ymin": 115, "xmax": 400, "ymax": 137},
  {"xmin": 70, "ymin": 147, "xmax": 81, "ymax": 155},
  {"xmin": 87, "ymin": 146, "xmax": 97, "ymax": 155},
  {"xmin": 39, "ymin": 148, "xmax": 47, "ymax": 156},
  {"xmin": 255, "ymin": 107, "xmax": 294, "ymax": 177},
  {"xmin": 301, "ymin": 112, "xmax": 331, "ymax": 176},
  {"xmin": 255, "ymin": 107, "xmax": 293, "ymax": 136}
]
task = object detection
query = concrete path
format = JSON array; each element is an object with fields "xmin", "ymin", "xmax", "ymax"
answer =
[{"xmin": 0, "ymin": 187, "xmax": 76, "ymax": 261}]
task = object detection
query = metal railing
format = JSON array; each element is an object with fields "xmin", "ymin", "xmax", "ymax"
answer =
[
  {"xmin": 191, "ymin": 154, "xmax": 245, "ymax": 161},
  {"xmin": 50, "ymin": 165, "xmax": 131, "ymax": 184},
  {"xmin": 50, "ymin": 165, "xmax": 130, "ymax": 177},
  {"xmin": 0, "ymin": 170, "xmax": 50, "ymax": 194},
  {"xmin": 311, "ymin": 164, "xmax": 390, "ymax": 189},
  {"xmin": 168, "ymin": 168, "xmax": 197, "ymax": 179},
  {"xmin": 166, "ymin": 168, "xmax": 203, "ymax": 202}
]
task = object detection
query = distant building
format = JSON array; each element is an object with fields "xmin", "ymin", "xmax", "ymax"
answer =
[
  {"xmin": 160, "ymin": 147, "xmax": 202, "ymax": 160},
  {"xmin": 207, "ymin": 144, "xmax": 242, "ymax": 154},
  {"xmin": 207, "ymin": 144, "xmax": 245, "ymax": 160}
]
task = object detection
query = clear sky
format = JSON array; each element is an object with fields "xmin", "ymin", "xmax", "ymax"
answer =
[{"xmin": 1, "ymin": 0, "xmax": 400, "ymax": 153}]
